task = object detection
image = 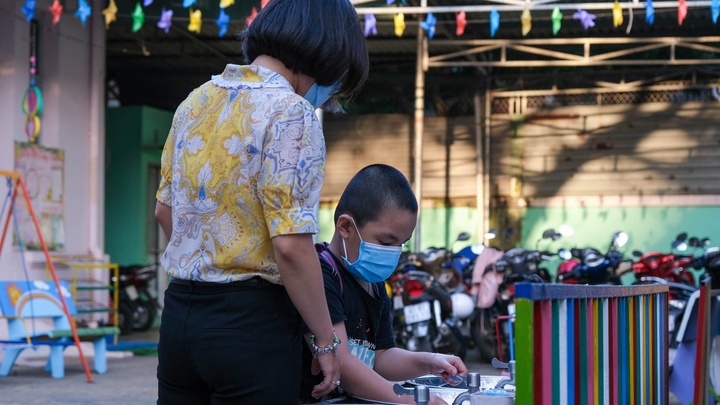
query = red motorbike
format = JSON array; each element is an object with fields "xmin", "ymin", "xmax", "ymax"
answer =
[
  {"xmin": 630, "ymin": 251, "xmax": 695, "ymax": 286},
  {"xmin": 630, "ymin": 232, "xmax": 707, "ymax": 286},
  {"xmin": 630, "ymin": 233, "xmax": 709, "ymax": 348}
]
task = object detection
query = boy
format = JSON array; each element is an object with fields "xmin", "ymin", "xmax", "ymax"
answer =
[{"xmin": 299, "ymin": 164, "xmax": 468, "ymax": 405}]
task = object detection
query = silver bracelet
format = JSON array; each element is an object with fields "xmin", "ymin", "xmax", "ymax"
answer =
[{"xmin": 310, "ymin": 330, "xmax": 341, "ymax": 358}]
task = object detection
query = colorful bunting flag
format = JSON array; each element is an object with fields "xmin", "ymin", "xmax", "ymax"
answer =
[
  {"xmin": 157, "ymin": 8, "xmax": 173, "ymax": 33},
  {"xmin": 394, "ymin": 13, "xmax": 406, "ymax": 37},
  {"xmin": 456, "ymin": 11, "xmax": 467, "ymax": 36},
  {"xmin": 521, "ymin": 8, "xmax": 532, "ymax": 36},
  {"xmin": 49, "ymin": 0, "xmax": 63, "ymax": 25},
  {"xmin": 21, "ymin": 0, "xmax": 35, "ymax": 22},
  {"xmin": 132, "ymin": 2, "xmax": 145, "ymax": 33},
  {"xmin": 102, "ymin": 0, "xmax": 118, "ymax": 29},
  {"xmin": 364, "ymin": 14, "xmax": 377, "ymax": 37},
  {"xmin": 188, "ymin": 9, "xmax": 202, "ymax": 33},
  {"xmin": 646, "ymin": 0, "xmax": 655, "ymax": 24},
  {"xmin": 420, "ymin": 12, "xmax": 437, "ymax": 39},
  {"xmin": 216, "ymin": 9, "xmax": 229, "ymax": 37},
  {"xmin": 75, "ymin": 0, "xmax": 92, "ymax": 25},
  {"xmin": 490, "ymin": 8, "xmax": 500, "ymax": 38},
  {"xmin": 245, "ymin": 7, "xmax": 258, "ymax": 27},
  {"xmin": 613, "ymin": 1, "xmax": 624, "ymax": 27},
  {"xmin": 573, "ymin": 9, "xmax": 596, "ymax": 30},
  {"xmin": 551, "ymin": 7, "xmax": 562, "ymax": 35},
  {"xmin": 678, "ymin": 0, "xmax": 688, "ymax": 25}
]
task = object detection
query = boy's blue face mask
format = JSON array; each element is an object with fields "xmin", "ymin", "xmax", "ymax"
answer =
[
  {"xmin": 341, "ymin": 217, "xmax": 403, "ymax": 283},
  {"xmin": 303, "ymin": 82, "xmax": 340, "ymax": 110}
]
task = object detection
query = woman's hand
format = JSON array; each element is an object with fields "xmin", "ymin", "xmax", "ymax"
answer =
[
  {"xmin": 424, "ymin": 353, "xmax": 468, "ymax": 385},
  {"xmin": 310, "ymin": 353, "xmax": 342, "ymax": 399}
]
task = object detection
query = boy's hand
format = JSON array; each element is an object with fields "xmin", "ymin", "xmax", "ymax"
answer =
[
  {"xmin": 310, "ymin": 354, "xmax": 342, "ymax": 399},
  {"xmin": 424, "ymin": 353, "xmax": 469, "ymax": 385}
]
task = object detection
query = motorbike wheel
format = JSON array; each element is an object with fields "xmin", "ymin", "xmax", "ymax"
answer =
[
  {"xmin": 453, "ymin": 339, "xmax": 468, "ymax": 361},
  {"xmin": 471, "ymin": 310, "xmax": 498, "ymax": 363},
  {"xmin": 708, "ymin": 256, "xmax": 720, "ymax": 289},
  {"xmin": 132, "ymin": 300, "xmax": 156, "ymax": 331},
  {"xmin": 118, "ymin": 302, "xmax": 135, "ymax": 335},
  {"xmin": 416, "ymin": 335, "xmax": 433, "ymax": 353},
  {"xmin": 607, "ymin": 275, "xmax": 622, "ymax": 285}
]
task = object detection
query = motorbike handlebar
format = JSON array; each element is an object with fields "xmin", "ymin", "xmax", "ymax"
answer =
[
  {"xmin": 636, "ymin": 276, "xmax": 697, "ymax": 292},
  {"xmin": 403, "ymin": 270, "xmax": 435, "ymax": 282}
]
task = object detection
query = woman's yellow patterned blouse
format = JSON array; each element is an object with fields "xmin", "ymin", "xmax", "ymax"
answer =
[{"xmin": 156, "ymin": 64, "xmax": 325, "ymax": 284}]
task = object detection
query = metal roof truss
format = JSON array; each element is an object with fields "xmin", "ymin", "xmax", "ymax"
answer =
[{"xmin": 425, "ymin": 36, "xmax": 720, "ymax": 68}]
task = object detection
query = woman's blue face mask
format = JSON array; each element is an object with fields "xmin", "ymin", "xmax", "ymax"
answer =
[
  {"xmin": 303, "ymin": 82, "xmax": 340, "ymax": 110},
  {"xmin": 341, "ymin": 217, "xmax": 403, "ymax": 283}
]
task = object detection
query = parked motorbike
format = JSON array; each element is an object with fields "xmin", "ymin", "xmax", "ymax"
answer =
[
  {"xmin": 674, "ymin": 232, "xmax": 720, "ymax": 289},
  {"xmin": 470, "ymin": 229, "xmax": 560, "ymax": 362},
  {"xmin": 389, "ymin": 267, "xmax": 468, "ymax": 359},
  {"xmin": 556, "ymin": 231, "xmax": 630, "ymax": 285},
  {"xmin": 630, "ymin": 233, "xmax": 698, "ymax": 287},
  {"xmin": 634, "ymin": 275, "xmax": 696, "ymax": 348},
  {"xmin": 630, "ymin": 233, "xmax": 714, "ymax": 348},
  {"xmin": 406, "ymin": 232, "xmax": 472, "ymax": 290},
  {"xmin": 112, "ymin": 264, "xmax": 159, "ymax": 335},
  {"xmin": 695, "ymin": 246, "xmax": 720, "ymax": 289},
  {"xmin": 631, "ymin": 251, "xmax": 695, "ymax": 286}
]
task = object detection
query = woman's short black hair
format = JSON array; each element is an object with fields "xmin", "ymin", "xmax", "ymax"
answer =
[
  {"xmin": 241, "ymin": 0, "xmax": 369, "ymax": 99},
  {"xmin": 334, "ymin": 164, "xmax": 418, "ymax": 228}
]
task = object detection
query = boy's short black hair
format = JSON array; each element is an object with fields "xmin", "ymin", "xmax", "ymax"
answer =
[
  {"xmin": 241, "ymin": 0, "xmax": 369, "ymax": 99},
  {"xmin": 334, "ymin": 164, "xmax": 418, "ymax": 228}
]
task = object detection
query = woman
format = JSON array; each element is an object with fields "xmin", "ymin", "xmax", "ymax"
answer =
[{"xmin": 153, "ymin": 1, "xmax": 369, "ymax": 403}]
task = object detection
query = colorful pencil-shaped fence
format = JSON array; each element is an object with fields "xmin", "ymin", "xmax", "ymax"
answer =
[{"xmin": 514, "ymin": 282, "xmax": 669, "ymax": 405}]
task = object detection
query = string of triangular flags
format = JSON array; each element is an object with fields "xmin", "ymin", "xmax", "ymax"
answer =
[
  {"xmin": 19, "ymin": 0, "xmax": 268, "ymax": 36},
  {"xmin": 381, "ymin": 0, "xmax": 719, "ymax": 39},
  {"xmin": 19, "ymin": 0, "xmax": 720, "ymax": 38}
]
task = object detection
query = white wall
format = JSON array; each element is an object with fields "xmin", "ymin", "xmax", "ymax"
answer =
[{"xmin": 0, "ymin": 0, "xmax": 106, "ymax": 282}]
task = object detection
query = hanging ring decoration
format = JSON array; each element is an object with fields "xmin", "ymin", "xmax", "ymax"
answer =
[
  {"xmin": 22, "ymin": 85, "xmax": 43, "ymax": 143},
  {"xmin": 23, "ymin": 20, "xmax": 42, "ymax": 144}
]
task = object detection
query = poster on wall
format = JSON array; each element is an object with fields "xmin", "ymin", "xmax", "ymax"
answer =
[{"xmin": 13, "ymin": 142, "xmax": 65, "ymax": 251}]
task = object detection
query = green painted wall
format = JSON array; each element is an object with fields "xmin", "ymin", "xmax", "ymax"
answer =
[
  {"xmin": 105, "ymin": 106, "xmax": 171, "ymax": 266},
  {"xmin": 319, "ymin": 204, "xmax": 720, "ymax": 284},
  {"xmin": 520, "ymin": 206, "xmax": 720, "ymax": 284}
]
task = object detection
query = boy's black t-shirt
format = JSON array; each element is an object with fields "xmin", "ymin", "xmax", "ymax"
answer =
[{"xmin": 298, "ymin": 249, "xmax": 396, "ymax": 403}]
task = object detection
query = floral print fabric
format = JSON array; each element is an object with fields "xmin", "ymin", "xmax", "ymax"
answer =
[{"xmin": 156, "ymin": 64, "xmax": 325, "ymax": 284}]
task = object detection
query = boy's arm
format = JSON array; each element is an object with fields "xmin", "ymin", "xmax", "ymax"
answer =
[
  {"xmin": 311, "ymin": 323, "xmax": 417, "ymax": 405},
  {"xmin": 373, "ymin": 348, "xmax": 467, "ymax": 383}
]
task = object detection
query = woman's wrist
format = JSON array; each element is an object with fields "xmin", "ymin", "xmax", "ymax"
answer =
[{"xmin": 310, "ymin": 329, "xmax": 341, "ymax": 358}]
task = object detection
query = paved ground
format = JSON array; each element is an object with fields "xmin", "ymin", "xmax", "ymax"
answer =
[
  {"xmin": 0, "ymin": 352, "xmax": 158, "ymax": 405},
  {"xmin": 0, "ymin": 328, "xmax": 502, "ymax": 405},
  {"xmin": 0, "ymin": 328, "xmax": 682, "ymax": 404}
]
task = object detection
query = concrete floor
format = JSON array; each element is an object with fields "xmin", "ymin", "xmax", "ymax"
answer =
[{"xmin": 0, "ymin": 327, "xmax": 685, "ymax": 404}]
